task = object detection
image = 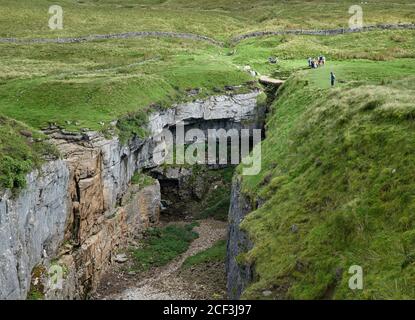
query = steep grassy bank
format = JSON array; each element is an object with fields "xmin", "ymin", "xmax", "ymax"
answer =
[{"xmin": 238, "ymin": 64, "xmax": 415, "ymax": 299}]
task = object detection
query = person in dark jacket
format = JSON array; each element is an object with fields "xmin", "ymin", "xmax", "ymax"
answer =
[{"xmin": 330, "ymin": 72, "xmax": 336, "ymax": 86}]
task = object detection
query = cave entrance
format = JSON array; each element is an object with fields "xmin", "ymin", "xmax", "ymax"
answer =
[{"xmin": 148, "ymin": 165, "xmax": 235, "ymax": 222}]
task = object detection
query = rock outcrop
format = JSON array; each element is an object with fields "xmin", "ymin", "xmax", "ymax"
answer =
[
  {"xmin": 148, "ymin": 91, "xmax": 263, "ymax": 136},
  {"xmin": 149, "ymin": 166, "xmax": 228, "ymax": 218},
  {"xmin": 0, "ymin": 134, "xmax": 161, "ymax": 300},
  {"xmin": 44, "ymin": 136, "xmax": 161, "ymax": 299},
  {"xmin": 259, "ymin": 76, "xmax": 285, "ymax": 88},
  {"xmin": 0, "ymin": 160, "xmax": 70, "ymax": 299},
  {"xmin": 46, "ymin": 181, "xmax": 161, "ymax": 299},
  {"xmin": 147, "ymin": 91, "xmax": 264, "ymax": 219},
  {"xmin": 226, "ymin": 177, "xmax": 253, "ymax": 299}
]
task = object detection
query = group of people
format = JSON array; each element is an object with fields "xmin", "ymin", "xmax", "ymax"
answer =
[
  {"xmin": 308, "ymin": 55, "xmax": 326, "ymax": 69},
  {"xmin": 307, "ymin": 55, "xmax": 336, "ymax": 86},
  {"xmin": 266, "ymin": 54, "xmax": 335, "ymax": 86}
]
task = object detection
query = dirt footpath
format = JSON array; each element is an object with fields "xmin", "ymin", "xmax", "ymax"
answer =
[{"xmin": 95, "ymin": 219, "xmax": 227, "ymax": 300}]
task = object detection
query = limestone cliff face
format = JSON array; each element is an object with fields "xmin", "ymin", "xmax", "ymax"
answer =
[
  {"xmin": 47, "ymin": 135, "xmax": 161, "ymax": 299},
  {"xmin": 0, "ymin": 135, "xmax": 161, "ymax": 300},
  {"xmin": 0, "ymin": 91, "xmax": 261, "ymax": 300},
  {"xmin": 0, "ymin": 161, "xmax": 70, "ymax": 299},
  {"xmin": 226, "ymin": 177, "xmax": 253, "ymax": 299},
  {"xmin": 148, "ymin": 91, "xmax": 263, "ymax": 136}
]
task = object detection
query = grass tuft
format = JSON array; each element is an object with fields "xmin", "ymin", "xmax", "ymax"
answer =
[
  {"xmin": 182, "ymin": 239, "xmax": 227, "ymax": 268},
  {"xmin": 130, "ymin": 223, "xmax": 199, "ymax": 272},
  {"xmin": 0, "ymin": 116, "xmax": 59, "ymax": 192}
]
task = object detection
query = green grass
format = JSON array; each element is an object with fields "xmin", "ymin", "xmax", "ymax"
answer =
[
  {"xmin": 130, "ymin": 170, "xmax": 155, "ymax": 187},
  {"xmin": 182, "ymin": 239, "xmax": 227, "ymax": 268},
  {"xmin": 197, "ymin": 187, "xmax": 231, "ymax": 221},
  {"xmin": 0, "ymin": 116, "xmax": 59, "ymax": 192},
  {"xmin": 230, "ymin": 30, "xmax": 415, "ymax": 76},
  {"xmin": 1, "ymin": 0, "xmax": 414, "ymax": 40},
  {"xmin": 26, "ymin": 289, "xmax": 44, "ymax": 300},
  {"xmin": 0, "ymin": 39, "xmax": 252, "ymax": 132},
  {"xmin": 27, "ymin": 265, "xmax": 46, "ymax": 300},
  {"xmin": 194, "ymin": 166, "xmax": 235, "ymax": 221},
  {"xmin": 0, "ymin": 5, "xmax": 413, "ymax": 180},
  {"xmin": 0, "ymin": 3, "xmax": 414, "ymax": 137},
  {"xmin": 130, "ymin": 223, "xmax": 199, "ymax": 272},
  {"xmin": 0, "ymin": 0, "xmax": 414, "ymax": 300},
  {"xmin": 237, "ymin": 64, "xmax": 415, "ymax": 299}
]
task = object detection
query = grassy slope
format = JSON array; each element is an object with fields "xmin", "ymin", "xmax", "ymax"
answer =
[
  {"xmin": 231, "ymin": 30, "xmax": 415, "ymax": 75},
  {"xmin": 1, "ymin": 0, "xmax": 414, "ymax": 39},
  {"xmin": 1, "ymin": 29, "xmax": 414, "ymax": 132},
  {"xmin": 0, "ymin": 34, "xmax": 253, "ymax": 188},
  {"xmin": 1, "ymin": 1, "xmax": 414, "ymax": 134},
  {"xmin": 0, "ymin": 116, "xmax": 58, "ymax": 191},
  {"xmin": 0, "ymin": 39, "xmax": 251, "ymax": 131},
  {"xmin": 238, "ymin": 59, "xmax": 415, "ymax": 298}
]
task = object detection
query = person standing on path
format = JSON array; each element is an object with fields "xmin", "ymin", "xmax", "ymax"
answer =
[{"xmin": 330, "ymin": 72, "xmax": 336, "ymax": 86}]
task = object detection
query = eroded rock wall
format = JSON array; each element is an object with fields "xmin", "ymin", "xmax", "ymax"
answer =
[
  {"xmin": 0, "ymin": 160, "xmax": 70, "ymax": 299},
  {"xmin": 226, "ymin": 177, "xmax": 253, "ymax": 300},
  {"xmin": 148, "ymin": 91, "xmax": 263, "ymax": 136},
  {"xmin": 46, "ymin": 182, "xmax": 160, "ymax": 299},
  {"xmin": 0, "ymin": 134, "xmax": 160, "ymax": 300},
  {"xmin": 46, "ymin": 136, "xmax": 161, "ymax": 299}
]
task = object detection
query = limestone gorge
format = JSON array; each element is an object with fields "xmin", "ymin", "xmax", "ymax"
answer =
[
  {"xmin": 1, "ymin": 0, "xmax": 415, "ymax": 302},
  {"xmin": 0, "ymin": 91, "xmax": 264, "ymax": 299}
]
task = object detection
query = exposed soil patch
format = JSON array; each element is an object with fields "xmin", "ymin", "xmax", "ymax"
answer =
[{"xmin": 177, "ymin": 261, "xmax": 227, "ymax": 300}]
